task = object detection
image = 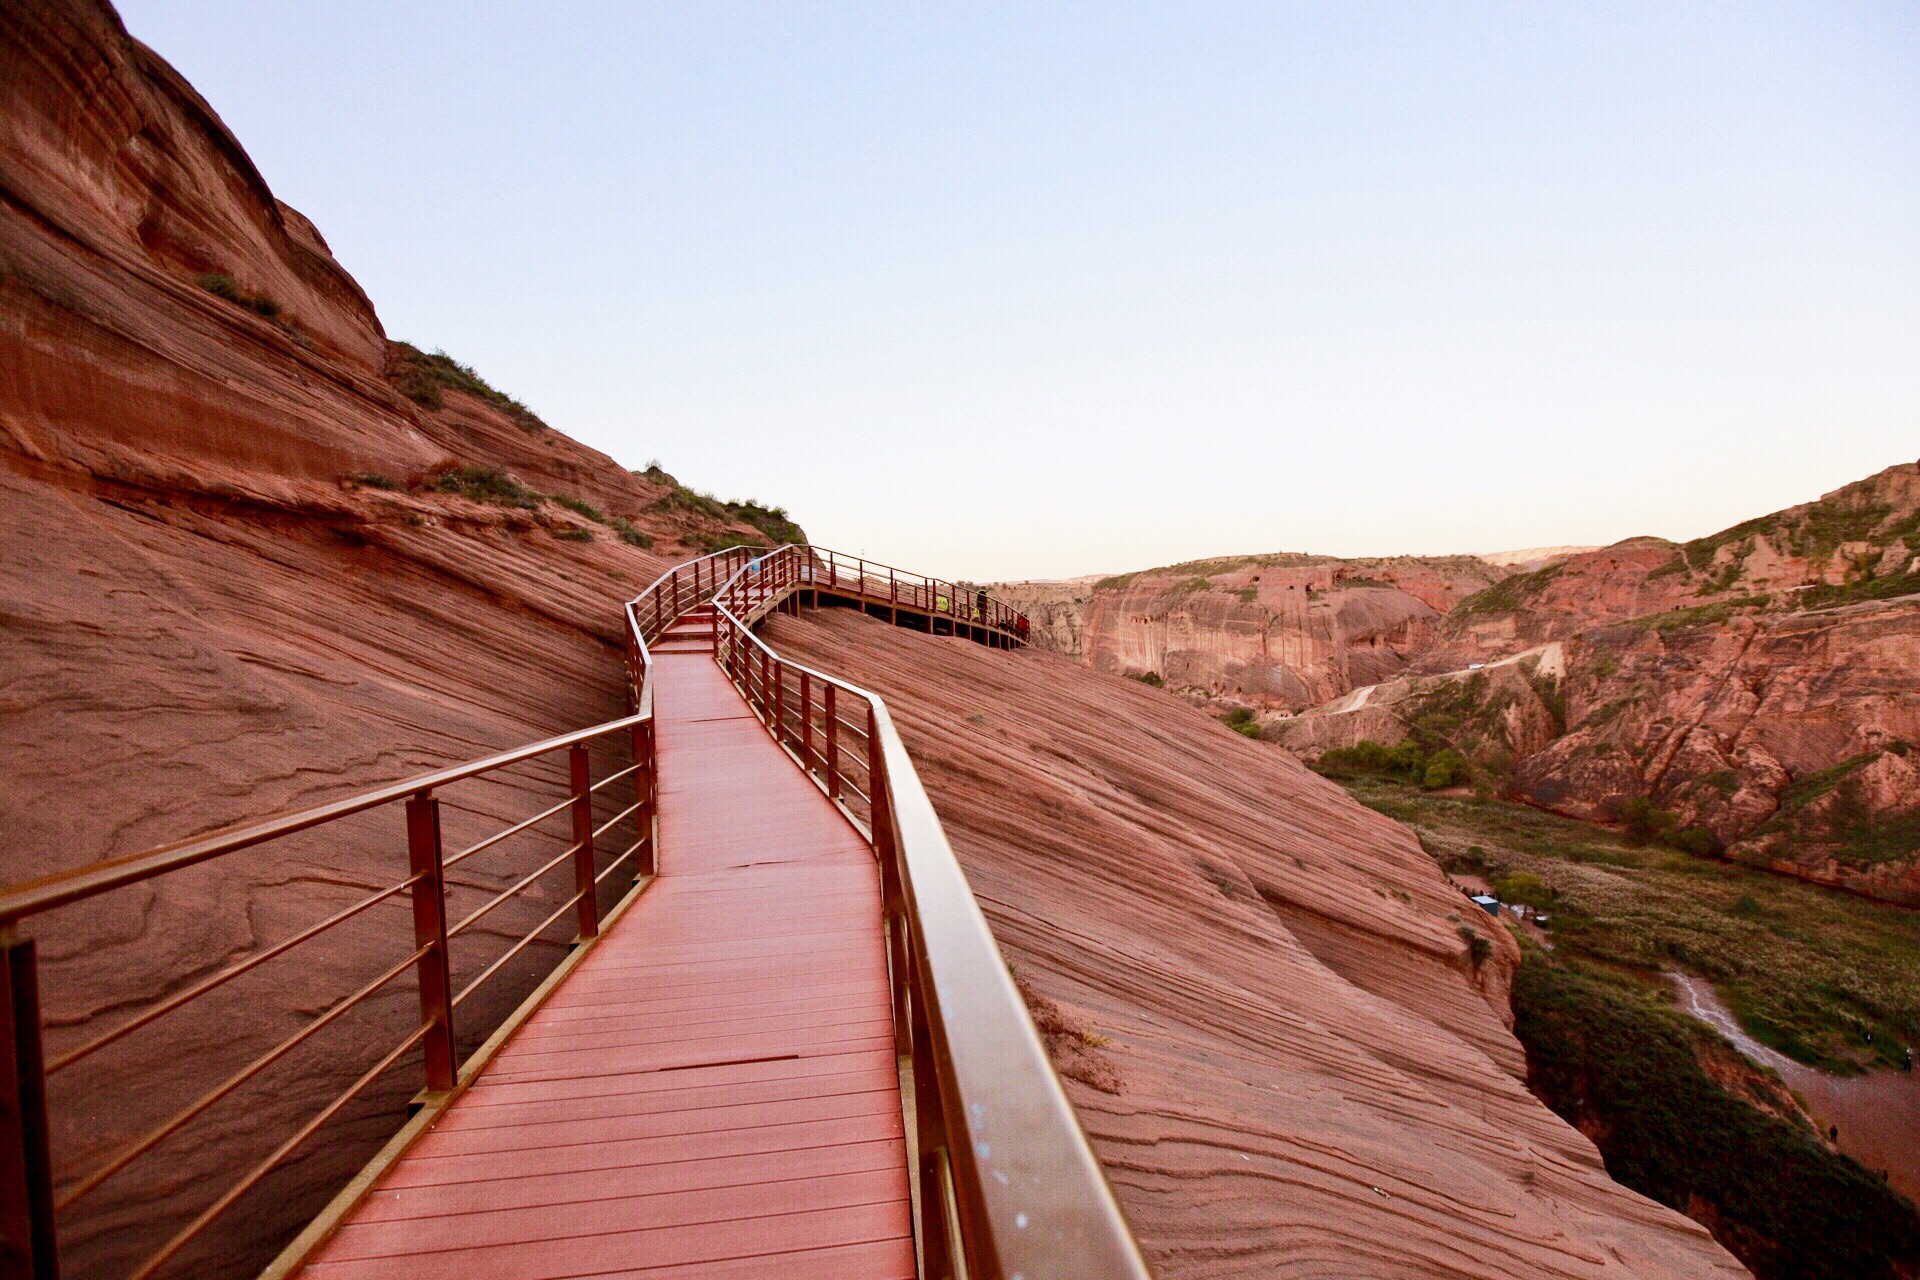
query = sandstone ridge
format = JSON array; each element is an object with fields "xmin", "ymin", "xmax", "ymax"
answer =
[{"xmin": 768, "ymin": 609, "xmax": 1745, "ymax": 1278}]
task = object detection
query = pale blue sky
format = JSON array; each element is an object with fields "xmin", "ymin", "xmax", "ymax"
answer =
[{"xmin": 118, "ymin": 2, "xmax": 1917, "ymax": 580}]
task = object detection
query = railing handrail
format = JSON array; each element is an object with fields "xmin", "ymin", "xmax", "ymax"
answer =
[
  {"xmin": 707, "ymin": 545, "xmax": 1150, "ymax": 1278},
  {"xmin": 697, "ymin": 542, "xmax": 1031, "ymax": 635},
  {"xmin": 0, "ymin": 545, "xmax": 725, "ymax": 1280},
  {"xmin": 0, "ymin": 713, "xmax": 646, "ymax": 926}
]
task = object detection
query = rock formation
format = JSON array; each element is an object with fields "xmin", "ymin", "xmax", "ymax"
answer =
[
  {"xmin": 768, "ymin": 609, "xmax": 1745, "ymax": 1279},
  {"xmin": 2, "ymin": 2, "xmax": 794, "ymax": 1273},
  {"xmin": 1279, "ymin": 462, "xmax": 1920, "ymax": 904},
  {"xmin": 995, "ymin": 553, "xmax": 1509, "ymax": 709}
]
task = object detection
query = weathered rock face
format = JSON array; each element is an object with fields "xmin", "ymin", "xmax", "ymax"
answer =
[
  {"xmin": 1521, "ymin": 599, "xmax": 1920, "ymax": 903},
  {"xmin": 767, "ymin": 609, "xmax": 1744, "ymax": 1280},
  {"xmin": 996, "ymin": 554, "xmax": 1509, "ymax": 710},
  {"xmin": 1, "ymin": 3, "xmax": 795, "ymax": 1274},
  {"xmin": 1277, "ymin": 474, "xmax": 1920, "ymax": 904}
]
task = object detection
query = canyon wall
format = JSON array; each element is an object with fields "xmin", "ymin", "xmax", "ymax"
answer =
[
  {"xmin": 1279, "ymin": 462, "xmax": 1920, "ymax": 904},
  {"xmin": 767, "ymin": 608, "xmax": 1745, "ymax": 1279},
  {"xmin": 1, "ymin": 3, "xmax": 792, "ymax": 1273},
  {"xmin": 995, "ymin": 554, "xmax": 1508, "ymax": 709}
]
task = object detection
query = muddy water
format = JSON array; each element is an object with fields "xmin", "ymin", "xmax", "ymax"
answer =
[{"xmin": 1667, "ymin": 972, "xmax": 1920, "ymax": 1202}]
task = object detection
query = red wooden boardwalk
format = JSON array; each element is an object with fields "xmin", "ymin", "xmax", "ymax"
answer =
[{"xmin": 298, "ymin": 649, "xmax": 914, "ymax": 1278}]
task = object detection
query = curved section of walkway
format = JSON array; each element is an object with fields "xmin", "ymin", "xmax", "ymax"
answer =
[{"xmin": 298, "ymin": 650, "xmax": 913, "ymax": 1279}]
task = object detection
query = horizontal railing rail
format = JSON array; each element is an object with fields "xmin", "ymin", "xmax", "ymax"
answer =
[
  {"xmin": 0, "ymin": 542, "xmax": 764, "ymax": 1280},
  {"xmin": 709, "ymin": 545, "xmax": 1150, "ymax": 1279},
  {"xmin": 789, "ymin": 545, "xmax": 1031, "ymax": 641}
]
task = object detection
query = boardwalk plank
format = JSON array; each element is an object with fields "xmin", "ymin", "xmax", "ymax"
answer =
[{"xmin": 298, "ymin": 652, "xmax": 912, "ymax": 1277}]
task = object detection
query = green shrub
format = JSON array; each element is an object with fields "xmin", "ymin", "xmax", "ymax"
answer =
[
  {"xmin": 1457, "ymin": 925, "xmax": 1493, "ymax": 967},
  {"xmin": 1514, "ymin": 955, "xmax": 1920, "ymax": 1280},
  {"xmin": 424, "ymin": 465, "xmax": 541, "ymax": 510},
  {"xmin": 553, "ymin": 527, "xmax": 593, "ymax": 543},
  {"xmin": 195, "ymin": 272, "xmax": 283, "ymax": 319},
  {"xmin": 346, "ymin": 472, "xmax": 399, "ymax": 490},
  {"xmin": 1223, "ymin": 707, "xmax": 1262, "ymax": 737},
  {"xmin": 390, "ymin": 342, "xmax": 548, "ymax": 432},
  {"xmin": 195, "ymin": 272, "xmax": 242, "ymax": 302},
  {"xmin": 1422, "ymin": 749, "xmax": 1470, "ymax": 789},
  {"xmin": 1132, "ymin": 671, "xmax": 1164, "ymax": 688},
  {"xmin": 723, "ymin": 499, "xmax": 806, "ymax": 546},
  {"xmin": 1618, "ymin": 796, "xmax": 1680, "ymax": 845},
  {"xmin": 550, "ymin": 493, "xmax": 605, "ymax": 522},
  {"xmin": 1493, "ymin": 870, "xmax": 1553, "ymax": 908},
  {"xmin": 610, "ymin": 517, "xmax": 652, "ymax": 548}
]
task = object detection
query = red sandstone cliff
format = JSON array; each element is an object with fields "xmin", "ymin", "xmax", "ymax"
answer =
[
  {"xmin": 769, "ymin": 610, "xmax": 1745, "ymax": 1279},
  {"xmin": 0, "ymin": 2, "xmax": 1766, "ymax": 1276},
  {"xmin": 1279, "ymin": 463, "xmax": 1920, "ymax": 903},
  {"xmin": 2, "ymin": 3, "xmax": 792, "ymax": 1273},
  {"xmin": 995, "ymin": 553, "xmax": 1509, "ymax": 709}
]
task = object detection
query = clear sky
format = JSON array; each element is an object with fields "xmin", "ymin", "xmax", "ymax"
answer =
[{"xmin": 117, "ymin": 1, "xmax": 1917, "ymax": 581}]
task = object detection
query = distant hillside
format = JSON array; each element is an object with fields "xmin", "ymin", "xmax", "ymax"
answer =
[
  {"xmin": 1280, "ymin": 460, "xmax": 1920, "ymax": 904},
  {"xmin": 992, "ymin": 552, "xmax": 1510, "ymax": 710}
]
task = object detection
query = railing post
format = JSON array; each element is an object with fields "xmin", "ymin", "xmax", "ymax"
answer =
[
  {"xmin": 825, "ymin": 685, "xmax": 840, "ymax": 800},
  {"xmin": 569, "ymin": 744, "xmax": 599, "ymax": 943},
  {"xmin": 405, "ymin": 793, "xmax": 457, "ymax": 1094},
  {"xmin": 800, "ymin": 672, "xmax": 813, "ymax": 772},
  {"xmin": 866, "ymin": 706, "xmax": 890, "ymax": 846},
  {"xmin": 773, "ymin": 661, "xmax": 785, "ymax": 746},
  {"xmin": 1, "ymin": 931, "xmax": 57, "ymax": 1280},
  {"xmin": 634, "ymin": 721, "xmax": 656, "ymax": 877}
]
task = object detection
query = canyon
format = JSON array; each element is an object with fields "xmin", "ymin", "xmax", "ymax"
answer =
[
  {"xmin": 1008, "ymin": 464, "xmax": 1920, "ymax": 905},
  {"xmin": 0, "ymin": 1, "xmax": 1878, "ymax": 1277}
]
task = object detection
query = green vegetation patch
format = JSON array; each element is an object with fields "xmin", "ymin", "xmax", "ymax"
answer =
[
  {"xmin": 1221, "ymin": 707, "xmax": 1263, "ymax": 738},
  {"xmin": 1131, "ymin": 671, "xmax": 1165, "ymax": 688},
  {"xmin": 195, "ymin": 272, "xmax": 282, "ymax": 319},
  {"xmin": 424, "ymin": 465, "xmax": 541, "ymax": 510},
  {"xmin": 1799, "ymin": 567, "xmax": 1920, "ymax": 611},
  {"xmin": 1645, "ymin": 552, "xmax": 1689, "ymax": 580},
  {"xmin": 1316, "ymin": 739, "xmax": 1470, "ymax": 790},
  {"xmin": 551, "ymin": 493, "xmax": 605, "ymax": 523},
  {"xmin": 1449, "ymin": 561, "xmax": 1566, "ymax": 622},
  {"xmin": 1340, "ymin": 778, "xmax": 1920, "ymax": 1071},
  {"xmin": 1631, "ymin": 595, "xmax": 1772, "ymax": 632},
  {"xmin": 391, "ymin": 342, "xmax": 549, "ymax": 433},
  {"xmin": 724, "ymin": 499, "xmax": 804, "ymax": 546},
  {"xmin": 1514, "ymin": 953, "xmax": 1920, "ymax": 1280},
  {"xmin": 610, "ymin": 517, "xmax": 652, "ymax": 549}
]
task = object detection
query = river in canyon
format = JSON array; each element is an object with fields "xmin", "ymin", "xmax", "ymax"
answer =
[{"xmin": 1667, "ymin": 971, "xmax": 1920, "ymax": 1202}]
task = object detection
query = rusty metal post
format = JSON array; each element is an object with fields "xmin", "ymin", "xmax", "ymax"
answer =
[
  {"xmin": 800, "ymin": 672, "xmax": 813, "ymax": 771},
  {"xmin": 866, "ymin": 706, "xmax": 889, "ymax": 843},
  {"xmin": 1, "ymin": 932, "xmax": 57, "ymax": 1280},
  {"xmin": 405, "ymin": 793, "xmax": 457, "ymax": 1094},
  {"xmin": 569, "ymin": 744, "xmax": 599, "ymax": 942},
  {"xmin": 773, "ymin": 661, "xmax": 785, "ymax": 747},
  {"xmin": 633, "ymin": 721, "xmax": 657, "ymax": 876},
  {"xmin": 825, "ymin": 685, "xmax": 840, "ymax": 800}
]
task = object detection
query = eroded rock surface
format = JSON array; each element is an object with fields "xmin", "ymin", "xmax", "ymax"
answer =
[
  {"xmin": 995, "ymin": 554, "xmax": 1508, "ymax": 709},
  {"xmin": 2, "ymin": 3, "xmax": 791, "ymax": 1273},
  {"xmin": 769, "ymin": 609, "xmax": 1746, "ymax": 1280}
]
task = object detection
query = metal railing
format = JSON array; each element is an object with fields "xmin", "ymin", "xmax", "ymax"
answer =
[
  {"xmin": 0, "ymin": 546, "xmax": 762, "ymax": 1280},
  {"xmin": 0, "ymin": 541, "xmax": 1106, "ymax": 1280},
  {"xmin": 786, "ymin": 545, "xmax": 1031, "ymax": 642},
  {"xmin": 711, "ymin": 545, "xmax": 1150, "ymax": 1279}
]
